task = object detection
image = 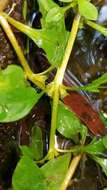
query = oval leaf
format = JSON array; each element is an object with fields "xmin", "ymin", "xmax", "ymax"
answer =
[
  {"xmin": 12, "ymin": 156, "xmax": 47, "ymax": 190},
  {"xmin": 0, "ymin": 65, "xmax": 42, "ymax": 122},
  {"xmin": 57, "ymin": 103, "xmax": 82, "ymax": 139},
  {"xmin": 30, "ymin": 125, "xmax": 43, "ymax": 160},
  {"xmin": 41, "ymin": 154, "xmax": 71, "ymax": 190},
  {"xmin": 78, "ymin": 0, "xmax": 98, "ymax": 20}
]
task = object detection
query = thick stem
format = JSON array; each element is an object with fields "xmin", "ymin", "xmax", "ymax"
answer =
[
  {"xmin": 59, "ymin": 154, "xmax": 82, "ymax": 190},
  {"xmin": 0, "ymin": 15, "xmax": 45, "ymax": 89}
]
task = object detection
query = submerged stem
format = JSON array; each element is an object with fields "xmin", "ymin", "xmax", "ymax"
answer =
[{"xmin": 59, "ymin": 154, "xmax": 82, "ymax": 190}]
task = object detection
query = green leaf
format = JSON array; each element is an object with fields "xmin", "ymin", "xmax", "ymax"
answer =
[
  {"xmin": 103, "ymin": 188, "xmax": 107, "ymax": 190},
  {"xmin": 92, "ymin": 155, "xmax": 107, "ymax": 176},
  {"xmin": 20, "ymin": 146, "xmax": 35, "ymax": 160},
  {"xmin": 37, "ymin": 0, "xmax": 55, "ymax": 26},
  {"xmin": 30, "ymin": 125, "xmax": 43, "ymax": 160},
  {"xmin": 20, "ymin": 126, "xmax": 43, "ymax": 161},
  {"xmin": 34, "ymin": 0, "xmax": 69, "ymax": 67},
  {"xmin": 13, "ymin": 154, "xmax": 70, "ymax": 190},
  {"xmin": 0, "ymin": 65, "xmax": 42, "ymax": 122},
  {"xmin": 80, "ymin": 135, "xmax": 107, "ymax": 155},
  {"xmin": 3, "ymin": 0, "xmax": 69, "ymax": 67},
  {"xmin": 45, "ymin": 7, "xmax": 63, "ymax": 24},
  {"xmin": 41, "ymin": 154, "xmax": 71, "ymax": 190},
  {"xmin": 57, "ymin": 103, "xmax": 85, "ymax": 139},
  {"xmin": 37, "ymin": 0, "xmax": 63, "ymax": 26},
  {"xmin": 81, "ymin": 138, "xmax": 105, "ymax": 155},
  {"xmin": 78, "ymin": 0, "xmax": 98, "ymax": 20},
  {"xmin": 77, "ymin": 71, "xmax": 107, "ymax": 93},
  {"xmin": 12, "ymin": 156, "xmax": 47, "ymax": 190}
]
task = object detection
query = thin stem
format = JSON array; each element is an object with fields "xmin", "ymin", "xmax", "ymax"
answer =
[
  {"xmin": 59, "ymin": 154, "xmax": 82, "ymax": 190},
  {"xmin": 55, "ymin": 14, "xmax": 81, "ymax": 86},
  {"xmin": 56, "ymin": 146, "xmax": 81, "ymax": 153},
  {"xmin": 48, "ymin": 83, "xmax": 59, "ymax": 153},
  {"xmin": 0, "ymin": 15, "xmax": 45, "ymax": 89},
  {"xmin": 38, "ymin": 65, "xmax": 54, "ymax": 75},
  {"xmin": 48, "ymin": 14, "xmax": 81, "ymax": 156},
  {"xmin": 86, "ymin": 20, "xmax": 107, "ymax": 37},
  {"xmin": 0, "ymin": 15, "xmax": 32, "ymax": 75},
  {"xmin": 2, "ymin": 12, "xmax": 40, "ymax": 41}
]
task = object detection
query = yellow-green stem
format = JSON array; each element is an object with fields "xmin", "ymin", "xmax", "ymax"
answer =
[
  {"xmin": 0, "ymin": 15, "xmax": 45, "ymax": 89},
  {"xmin": 55, "ymin": 14, "xmax": 81, "ymax": 85},
  {"xmin": 22, "ymin": 0, "xmax": 27, "ymax": 20},
  {"xmin": 0, "ymin": 15, "xmax": 32, "ymax": 75},
  {"xmin": 48, "ymin": 14, "xmax": 81, "ymax": 154},
  {"xmin": 86, "ymin": 20, "xmax": 107, "ymax": 37},
  {"xmin": 59, "ymin": 154, "xmax": 82, "ymax": 190},
  {"xmin": 49, "ymin": 83, "xmax": 59, "ymax": 153}
]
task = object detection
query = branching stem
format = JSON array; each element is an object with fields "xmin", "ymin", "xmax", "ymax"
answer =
[
  {"xmin": 0, "ymin": 12, "xmax": 81, "ymax": 161},
  {"xmin": 48, "ymin": 13, "xmax": 81, "ymax": 157}
]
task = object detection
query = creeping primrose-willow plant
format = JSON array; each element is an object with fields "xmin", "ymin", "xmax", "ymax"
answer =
[{"xmin": 1, "ymin": 0, "xmax": 107, "ymax": 189}]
